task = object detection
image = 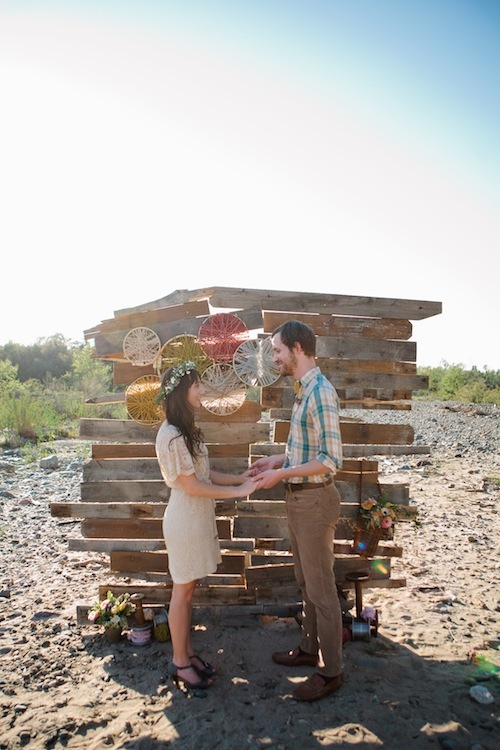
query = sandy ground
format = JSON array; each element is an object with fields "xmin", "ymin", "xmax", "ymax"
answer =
[{"xmin": 0, "ymin": 438, "xmax": 499, "ymax": 749}]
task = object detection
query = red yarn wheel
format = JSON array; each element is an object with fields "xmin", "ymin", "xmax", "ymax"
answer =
[{"xmin": 198, "ymin": 313, "xmax": 249, "ymax": 363}]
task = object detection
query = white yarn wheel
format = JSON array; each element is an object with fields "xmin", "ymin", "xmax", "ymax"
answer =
[
  {"xmin": 123, "ymin": 327, "xmax": 161, "ymax": 367},
  {"xmin": 200, "ymin": 363, "xmax": 247, "ymax": 415},
  {"xmin": 233, "ymin": 337, "xmax": 280, "ymax": 387}
]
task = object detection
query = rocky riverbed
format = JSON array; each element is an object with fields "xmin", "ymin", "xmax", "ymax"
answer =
[{"xmin": 0, "ymin": 401, "xmax": 499, "ymax": 750}]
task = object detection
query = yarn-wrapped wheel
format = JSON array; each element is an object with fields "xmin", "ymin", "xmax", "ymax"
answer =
[
  {"xmin": 123, "ymin": 327, "xmax": 161, "ymax": 366},
  {"xmin": 125, "ymin": 375, "xmax": 163, "ymax": 425},
  {"xmin": 154, "ymin": 334, "xmax": 211, "ymax": 376},
  {"xmin": 198, "ymin": 313, "xmax": 249, "ymax": 363},
  {"xmin": 233, "ymin": 337, "xmax": 280, "ymax": 387},
  {"xmin": 200, "ymin": 363, "xmax": 247, "ymax": 415}
]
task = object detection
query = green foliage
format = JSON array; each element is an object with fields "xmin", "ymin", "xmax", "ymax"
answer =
[
  {"xmin": 0, "ymin": 339, "xmax": 124, "ymax": 445},
  {"xmin": 0, "ymin": 391, "xmax": 59, "ymax": 442},
  {"xmin": 0, "ymin": 334, "xmax": 74, "ymax": 382},
  {"xmin": 63, "ymin": 344, "xmax": 114, "ymax": 399},
  {"xmin": 417, "ymin": 362, "xmax": 500, "ymax": 403}
]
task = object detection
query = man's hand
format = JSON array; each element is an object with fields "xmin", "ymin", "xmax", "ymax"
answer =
[
  {"xmin": 252, "ymin": 468, "xmax": 284, "ymax": 490},
  {"xmin": 244, "ymin": 454, "xmax": 285, "ymax": 477}
]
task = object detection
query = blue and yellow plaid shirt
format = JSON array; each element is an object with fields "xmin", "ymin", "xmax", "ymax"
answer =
[{"xmin": 283, "ymin": 366, "xmax": 343, "ymax": 483}]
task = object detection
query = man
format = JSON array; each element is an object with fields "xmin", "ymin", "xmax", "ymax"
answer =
[{"xmin": 251, "ymin": 320, "xmax": 344, "ymax": 701}]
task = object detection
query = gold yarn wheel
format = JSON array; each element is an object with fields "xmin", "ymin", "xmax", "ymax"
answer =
[
  {"xmin": 233, "ymin": 337, "xmax": 280, "ymax": 387},
  {"xmin": 125, "ymin": 375, "xmax": 163, "ymax": 425},
  {"xmin": 123, "ymin": 327, "xmax": 161, "ymax": 366},
  {"xmin": 155, "ymin": 334, "xmax": 211, "ymax": 376},
  {"xmin": 201, "ymin": 363, "xmax": 247, "ymax": 415}
]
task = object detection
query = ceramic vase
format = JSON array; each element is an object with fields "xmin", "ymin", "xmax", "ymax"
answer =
[{"xmin": 104, "ymin": 626, "xmax": 122, "ymax": 643}]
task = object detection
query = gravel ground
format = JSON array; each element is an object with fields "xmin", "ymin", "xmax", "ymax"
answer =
[
  {"xmin": 0, "ymin": 400, "xmax": 498, "ymax": 750},
  {"xmin": 343, "ymin": 400, "xmax": 500, "ymax": 455}
]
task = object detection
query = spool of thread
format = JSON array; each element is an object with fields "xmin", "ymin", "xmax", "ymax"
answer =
[
  {"xmin": 351, "ymin": 618, "xmax": 371, "ymax": 641},
  {"xmin": 127, "ymin": 625, "xmax": 152, "ymax": 646}
]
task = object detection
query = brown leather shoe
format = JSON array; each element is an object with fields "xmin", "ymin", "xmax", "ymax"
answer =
[
  {"xmin": 292, "ymin": 672, "xmax": 343, "ymax": 701},
  {"xmin": 272, "ymin": 646, "xmax": 317, "ymax": 667}
]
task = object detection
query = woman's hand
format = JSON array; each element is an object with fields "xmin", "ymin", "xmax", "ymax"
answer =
[{"xmin": 237, "ymin": 477, "xmax": 259, "ymax": 497}]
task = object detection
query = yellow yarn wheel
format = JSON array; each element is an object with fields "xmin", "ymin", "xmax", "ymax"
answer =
[
  {"xmin": 155, "ymin": 334, "xmax": 211, "ymax": 376},
  {"xmin": 125, "ymin": 375, "xmax": 163, "ymax": 425}
]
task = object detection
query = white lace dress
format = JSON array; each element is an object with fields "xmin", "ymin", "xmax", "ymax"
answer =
[{"xmin": 155, "ymin": 421, "xmax": 221, "ymax": 584}]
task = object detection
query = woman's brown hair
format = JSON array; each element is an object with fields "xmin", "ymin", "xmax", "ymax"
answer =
[{"xmin": 160, "ymin": 366, "xmax": 204, "ymax": 458}]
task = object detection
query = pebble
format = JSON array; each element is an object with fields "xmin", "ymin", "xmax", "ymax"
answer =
[{"xmin": 469, "ymin": 685, "xmax": 494, "ymax": 704}]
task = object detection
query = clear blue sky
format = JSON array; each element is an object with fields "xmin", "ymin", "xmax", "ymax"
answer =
[{"xmin": 1, "ymin": 0, "xmax": 499, "ymax": 368}]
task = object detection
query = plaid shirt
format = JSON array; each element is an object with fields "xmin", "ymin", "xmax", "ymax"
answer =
[{"xmin": 283, "ymin": 366, "xmax": 343, "ymax": 483}]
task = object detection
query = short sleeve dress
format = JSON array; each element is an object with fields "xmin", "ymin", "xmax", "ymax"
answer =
[{"xmin": 155, "ymin": 421, "xmax": 221, "ymax": 584}]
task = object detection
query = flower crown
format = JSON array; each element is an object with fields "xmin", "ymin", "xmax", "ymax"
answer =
[{"xmin": 160, "ymin": 361, "xmax": 197, "ymax": 399}]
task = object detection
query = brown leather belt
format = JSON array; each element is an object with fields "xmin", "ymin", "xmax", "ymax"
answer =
[{"xmin": 285, "ymin": 478, "xmax": 333, "ymax": 491}]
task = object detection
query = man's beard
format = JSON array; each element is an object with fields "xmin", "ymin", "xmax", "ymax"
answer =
[{"xmin": 279, "ymin": 350, "xmax": 297, "ymax": 377}]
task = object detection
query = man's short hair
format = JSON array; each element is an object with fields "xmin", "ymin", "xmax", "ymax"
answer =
[{"xmin": 273, "ymin": 320, "xmax": 316, "ymax": 357}]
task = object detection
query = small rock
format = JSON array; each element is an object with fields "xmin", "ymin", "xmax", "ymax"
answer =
[
  {"xmin": 39, "ymin": 455, "xmax": 59, "ymax": 470},
  {"xmin": 469, "ymin": 685, "xmax": 494, "ymax": 704}
]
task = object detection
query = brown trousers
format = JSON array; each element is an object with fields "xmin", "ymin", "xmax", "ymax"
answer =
[{"xmin": 285, "ymin": 482, "xmax": 343, "ymax": 677}]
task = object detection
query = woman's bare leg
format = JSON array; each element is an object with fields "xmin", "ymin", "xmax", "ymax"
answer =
[{"xmin": 168, "ymin": 580, "xmax": 203, "ymax": 685}]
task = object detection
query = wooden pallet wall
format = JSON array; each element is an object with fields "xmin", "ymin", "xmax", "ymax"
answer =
[{"xmin": 52, "ymin": 287, "xmax": 441, "ymax": 614}]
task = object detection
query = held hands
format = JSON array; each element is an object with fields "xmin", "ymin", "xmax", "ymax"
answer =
[
  {"xmin": 244, "ymin": 455, "xmax": 285, "ymax": 490},
  {"xmin": 244, "ymin": 455, "xmax": 281, "ymax": 478}
]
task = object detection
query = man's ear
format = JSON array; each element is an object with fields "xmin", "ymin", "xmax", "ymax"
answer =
[{"xmin": 292, "ymin": 341, "xmax": 303, "ymax": 355}]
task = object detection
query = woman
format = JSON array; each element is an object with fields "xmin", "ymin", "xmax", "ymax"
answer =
[{"xmin": 155, "ymin": 361, "xmax": 257, "ymax": 690}]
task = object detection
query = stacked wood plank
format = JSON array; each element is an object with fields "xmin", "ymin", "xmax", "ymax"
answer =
[{"xmin": 51, "ymin": 287, "xmax": 441, "ymax": 617}]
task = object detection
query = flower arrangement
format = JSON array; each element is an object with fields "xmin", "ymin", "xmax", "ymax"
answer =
[
  {"xmin": 359, "ymin": 493, "xmax": 397, "ymax": 530},
  {"xmin": 158, "ymin": 360, "xmax": 196, "ymax": 401},
  {"xmin": 87, "ymin": 591, "xmax": 135, "ymax": 630}
]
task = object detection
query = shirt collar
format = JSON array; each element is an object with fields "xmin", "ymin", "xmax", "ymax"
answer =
[{"xmin": 298, "ymin": 366, "xmax": 321, "ymax": 390}]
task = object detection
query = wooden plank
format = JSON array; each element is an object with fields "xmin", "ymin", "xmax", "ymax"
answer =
[
  {"xmin": 231, "ymin": 480, "xmax": 409, "ymax": 504},
  {"xmin": 52, "ymin": 502, "xmax": 166, "ymax": 519},
  {"xmin": 315, "ymin": 337, "xmax": 416, "ymax": 363},
  {"xmin": 79, "ymin": 418, "xmax": 270, "ymax": 444},
  {"xmin": 81, "ymin": 481, "xmax": 169, "ymax": 502},
  {"xmin": 236, "ymin": 500, "xmax": 287, "ymax": 517},
  {"xmin": 233, "ymin": 516, "xmax": 290, "ymax": 540},
  {"xmin": 317, "ymin": 359, "xmax": 417, "ymax": 375},
  {"xmin": 86, "ymin": 393, "xmax": 125, "ymax": 405},
  {"xmin": 261, "ymin": 374, "xmax": 427, "ymax": 408},
  {"xmin": 233, "ymin": 514, "xmax": 404, "ymax": 542},
  {"xmin": 91, "ymin": 443, "xmax": 252, "ymax": 459},
  {"xmin": 342, "ymin": 444, "xmax": 431, "ymax": 457},
  {"xmin": 113, "ymin": 361, "xmax": 155, "ymax": 383},
  {"xmin": 109, "ymin": 550, "xmax": 247, "ymax": 576},
  {"xmin": 245, "ymin": 563, "xmax": 296, "ymax": 588},
  {"xmin": 68, "ymin": 537, "xmax": 256, "ymax": 552},
  {"xmin": 273, "ymin": 421, "xmax": 414, "ymax": 445},
  {"xmin": 245, "ymin": 555, "xmax": 392, "ymax": 588},
  {"xmin": 86, "ymin": 299, "xmax": 210, "ymax": 337},
  {"xmin": 263, "ymin": 311, "xmax": 413, "ymax": 340},
  {"xmin": 206, "ymin": 287, "xmax": 442, "ymax": 320},
  {"xmin": 82, "ymin": 457, "xmax": 250, "ymax": 482},
  {"xmin": 81, "ymin": 517, "xmax": 232, "ymax": 540},
  {"xmin": 80, "ymin": 418, "xmax": 158, "ymax": 442},
  {"xmin": 97, "ymin": 582, "xmax": 256, "ymax": 606},
  {"xmin": 249, "ymin": 540, "xmax": 402, "ymax": 560}
]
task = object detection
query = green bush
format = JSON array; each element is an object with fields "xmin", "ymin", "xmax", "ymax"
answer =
[{"xmin": 417, "ymin": 362, "xmax": 500, "ymax": 403}]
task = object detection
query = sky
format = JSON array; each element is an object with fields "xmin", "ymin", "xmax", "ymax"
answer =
[{"xmin": 1, "ymin": 0, "xmax": 499, "ymax": 369}]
